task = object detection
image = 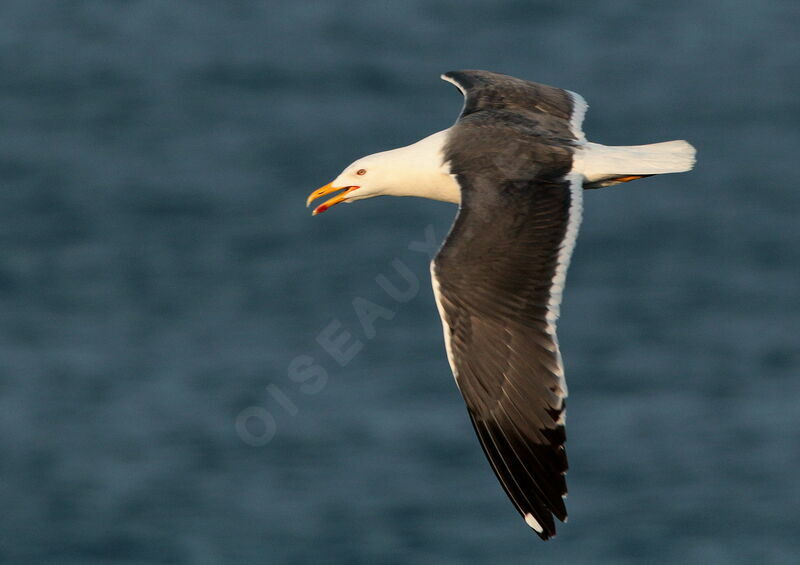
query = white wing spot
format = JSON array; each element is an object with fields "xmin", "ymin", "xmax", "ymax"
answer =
[{"xmin": 525, "ymin": 513, "xmax": 544, "ymax": 533}]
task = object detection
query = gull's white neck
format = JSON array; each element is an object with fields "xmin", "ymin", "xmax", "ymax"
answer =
[{"xmin": 367, "ymin": 129, "xmax": 461, "ymax": 203}]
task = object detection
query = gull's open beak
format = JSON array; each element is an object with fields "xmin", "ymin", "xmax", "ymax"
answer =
[{"xmin": 306, "ymin": 182, "xmax": 359, "ymax": 215}]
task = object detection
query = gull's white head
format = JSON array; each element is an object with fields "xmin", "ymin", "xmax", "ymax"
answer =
[
  {"xmin": 306, "ymin": 153, "xmax": 399, "ymax": 215},
  {"xmin": 306, "ymin": 130, "xmax": 458, "ymax": 215}
]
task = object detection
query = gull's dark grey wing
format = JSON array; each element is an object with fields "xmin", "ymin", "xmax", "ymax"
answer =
[
  {"xmin": 441, "ymin": 69, "xmax": 587, "ymax": 142},
  {"xmin": 432, "ymin": 108, "xmax": 583, "ymax": 539}
]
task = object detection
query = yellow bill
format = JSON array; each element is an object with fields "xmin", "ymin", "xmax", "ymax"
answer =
[{"xmin": 306, "ymin": 182, "xmax": 360, "ymax": 215}]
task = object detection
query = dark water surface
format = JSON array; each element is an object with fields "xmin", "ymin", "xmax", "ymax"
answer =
[{"xmin": 1, "ymin": 2, "xmax": 798, "ymax": 564}]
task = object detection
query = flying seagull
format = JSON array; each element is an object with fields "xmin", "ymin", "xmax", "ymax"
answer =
[{"xmin": 307, "ymin": 70, "xmax": 695, "ymax": 539}]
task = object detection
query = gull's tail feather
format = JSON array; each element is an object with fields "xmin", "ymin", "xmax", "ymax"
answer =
[{"xmin": 575, "ymin": 140, "xmax": 696, "ymax": 188}]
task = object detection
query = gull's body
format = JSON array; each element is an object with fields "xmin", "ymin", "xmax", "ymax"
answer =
[{"xmin": 308, "ymin": 70, "xmax": 695, "ymax": 539}]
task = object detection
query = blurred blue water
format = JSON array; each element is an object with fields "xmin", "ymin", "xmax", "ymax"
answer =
[{"xmin": 0, "ymin": 1, "xmax": 798, "ymax": 564}]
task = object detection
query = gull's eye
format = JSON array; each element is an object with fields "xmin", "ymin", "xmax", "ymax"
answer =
[{"xmin": 356, "ymin": 168, "xmax": 367, "ymax": 176}]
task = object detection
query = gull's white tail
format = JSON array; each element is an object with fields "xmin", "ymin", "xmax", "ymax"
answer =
[{"xmin": 574, "ymin": 140, "xmax": 696, "ymax": 188}]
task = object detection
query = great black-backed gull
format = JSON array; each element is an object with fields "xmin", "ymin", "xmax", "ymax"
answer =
[{"xmin": 307, "ymin": 70, "xmax": 695, "ymax": 539}]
